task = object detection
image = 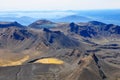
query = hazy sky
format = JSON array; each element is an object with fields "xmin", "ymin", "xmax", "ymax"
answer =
[{"xmin": 0, "ymin": 0, "xmax": 120, "ymax": 11}]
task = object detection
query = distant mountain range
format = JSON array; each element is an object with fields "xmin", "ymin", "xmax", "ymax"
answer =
[
  {"xmin": 0, "ymin": 16, "xmax": 37, "ymax": 25},
  {"xmin": 52, "ymin": 15, "xmax": 91, "ymax": 22},
  {"xmin": 0, "ymin": 10, "xmax": 120, "ymax": 25}
]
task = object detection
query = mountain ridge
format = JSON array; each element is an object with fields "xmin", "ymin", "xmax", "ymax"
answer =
[{"xmin": 0, "ymin": 20, "xmax": 120, "ymax": 80}]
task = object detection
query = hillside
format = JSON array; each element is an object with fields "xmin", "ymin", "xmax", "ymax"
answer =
[{"xmin": 0, "ymin": 20, "xmax": 120, "ymax": 80}]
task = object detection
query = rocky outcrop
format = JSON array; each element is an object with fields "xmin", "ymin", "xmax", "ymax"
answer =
[
  {"xmin": 28, "ymin": 20, "xmax": 56, "ymax": 29},
  {"xmin": 43, "ymin": 28, "xmax": 82, "ymax": 49},
  {"xmin": 69, "ymin": 21, "xmax": 120, "ymax": 39},
  {"xmin": 0, "ymin": 21, "xmax": 25, "ymax": 28}
]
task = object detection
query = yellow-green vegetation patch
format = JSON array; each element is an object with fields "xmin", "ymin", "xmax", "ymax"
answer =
[{"xmin": 34, "ymin": 58, "xmax": 64, "ymax": 64}]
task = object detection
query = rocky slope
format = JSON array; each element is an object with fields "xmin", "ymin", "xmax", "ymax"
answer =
[{"xmin": 0, "ymin": 20, "xmax": 120, "ymax": 80}]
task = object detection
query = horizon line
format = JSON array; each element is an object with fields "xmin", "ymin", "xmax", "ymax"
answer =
[{"xmin": 0, "ymin": 9, "xmax": 120, "ymax": 12}]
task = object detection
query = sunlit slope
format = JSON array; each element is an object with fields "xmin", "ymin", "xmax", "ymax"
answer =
[
  {"xmin": 0, "ymin": 55, "xmax": 29, "ymax": 67},
  {"xmin": 35, "ymin": 58, "xmax": 64, "ymax": 64}
]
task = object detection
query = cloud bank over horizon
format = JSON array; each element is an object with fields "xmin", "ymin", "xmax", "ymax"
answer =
[{"xmin": 0, "ymin": 0, "xmax": 120, "ymax": 11}]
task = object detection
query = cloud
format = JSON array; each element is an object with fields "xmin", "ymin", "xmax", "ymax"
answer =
[{"xmin": 0, "ymin": 0, "xmax": 120, "ymax": 11}]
